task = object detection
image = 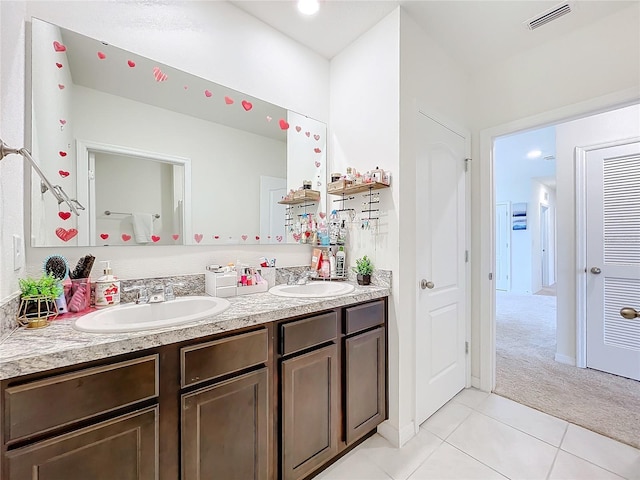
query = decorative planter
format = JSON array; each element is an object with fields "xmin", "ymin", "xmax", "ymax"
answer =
[
  {"xmin": 17, "ymin": 295, "xmax": 58, "ymax": 329},
  {"xmin": 356, "ymin": 274, "xmax": 371, "ymax": 286}
]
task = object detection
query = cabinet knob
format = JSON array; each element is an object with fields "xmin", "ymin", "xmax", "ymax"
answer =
[{"xmin": 420, "ymin": 280, "xmax": 435, "ymax": 290}]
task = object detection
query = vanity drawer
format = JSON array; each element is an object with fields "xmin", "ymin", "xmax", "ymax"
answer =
[
  {"xmin": 4, "ymin": 355, "xmax": 158, "ymax": 444},
  {"xmin": 280, "ymin": 312, "xmax": 338, "ymax": 356},
  {"xmin": 344, "ymin": 300, "xmax": 385, "ymax": 335},
  {"xmin": 181, "ymin": 329, "xmax": 268, "ymax": 388}
]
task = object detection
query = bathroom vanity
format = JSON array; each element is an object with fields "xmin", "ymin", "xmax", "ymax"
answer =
[{"xmin": 0, "ymin": 287, "xmax": 388, "ymax": 480}]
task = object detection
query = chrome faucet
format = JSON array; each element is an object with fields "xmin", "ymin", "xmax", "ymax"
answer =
[
  {"xmin": 148, "ymin": 285, "xmax": 165, "ymax": 303},
  {"xmin": 125, "ymin": 282, "xmax": 185, "ymax": 303},
  {"xmin": 124, "ymin": 285, "xmax": 150, "ymax": 304},
  {"xmin": 164, "ymin": 282, "xmax": 184, "ymax": 301}
]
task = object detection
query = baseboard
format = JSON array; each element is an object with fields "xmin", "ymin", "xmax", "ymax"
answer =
[
  {"xmin": 555, "ymin": 353, "xmax": 576, "ymax": 366},
  {"xmin": 471, "ymin": 376, "xmax": 481, "ymax": 389},
  {"xmin": 376, "ymin": 420, "xmax": 416, "ymax": 448}
]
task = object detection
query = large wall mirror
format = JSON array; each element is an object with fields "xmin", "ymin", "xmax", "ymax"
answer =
[{"xmin": 30, "ymin": 18, "xmax": 326, "ymax": 247}]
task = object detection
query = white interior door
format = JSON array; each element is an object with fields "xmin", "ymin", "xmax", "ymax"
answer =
[
  {"xmin": 495, "ymin": 202, "xmax": 510, "ymax": 291},
  {"xmin": 259, "ymin": 176, "xmax": 286, "ymax": 244},
  {"xmin": 585, "ymin": 141, "xmax": 640, "ymax": 380},
  {"xmin": 415, "ymin": 112, "xmax": 468, "ymax": 425},
  {"xmin": 540, "ymin": 204, "xmax": 550, "ymax": 287}
]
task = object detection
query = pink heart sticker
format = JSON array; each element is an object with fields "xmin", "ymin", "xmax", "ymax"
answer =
[
  {"xmin": 204, "ymin": 89, "xmax": 212, "ymax": 98},
  {"xmin": 97, "ymin": 51, "xmax": 106, "ymax": 60},
  {"xmin": 225, "ymin": 96, "xmax": 234, "ymax": 105},
  {"xmin": 314, "ymin": 148, "xmax": 322, "ymax": 154},
  {"xmin": 55, "ymin": 227, "xmax": 78, "ymax": 242},
  {"xmin": 59, "ymin": 119, "xmax": 66, "ymax": 125},
  {"xmin": 319, "ymin": 212, "xmax": 326, "ymax": 219},
  {"xmin": 100, "ymin": 233, "xmax": 109, "ymax": 240},
  {"xmin": 276, "ymin": 235, "xmax": 283, "ymax": 243},
  {"xmin": 184, "ymin": 85, "xmax": 189, "ymax": 90},
  {"xmin": 121, "ymin": 233, "xmax": 132, "ymax": 242},
  {"xmin": 53, "ymin": 41, "xmax": 66, "ymax": 52},
  {"xmin": 194, "ymin": 233, "xmax": 203, "ymax": 243},
  {"xmin": 58, "ymin": 211, "xmax": 71, "ymax": 220},
  {"xmin": 292, "ymin": 233, "xmax": 301, "ymax": 242},
  {"xmin": 315, "ymin": 161, "xmax": 321, "ymax": 168},
  {"xmin": 58, "ymin": 84, "xmax": 65, "ymax": 90},
  {"xmin": 241, "ymin": 100, "xmax": 253, "ymax": 111},
  {"xmin": 255, "ymin": 235, "xmax": 260, "ymax": 241},
  {"xmin": 241, "ymin": 235, "xmax": 248, "ymax": 241},
  {"xmin": 295, "ymin": 126, "xmax": 302, "ymax": 132},
  {"xmin": 152, "ymin": 66, "xmax": 167, "ymax": 82},
  {"xmin": 59, "ymin": 170, "xmax": 70, "ymax": 178},
  {"xmin": 266, "ymin": 116, "xmax": 272, "ymax": 122},
  {"xmin": 279, "ymin": 119, "xmax": 290, "ymax": 130},
  {"xmin": 59, "ymin": 151, "xmax": 67, "ymax": 157},
  {"xmin": 305, "ymin": 131, "xmax": 310, "ymax": 137},
  {"xmin": 172, "ymin": 234, "xmax": 179, "ymax": 240},
  {"xmin": 56, "ymin": 62, "xmax": 63, "ymax": 69},
  {"xmin": 151, "ymin": 235, "xmax": 161, "ymax": 243},
  {"xmin": 314, "ymin": 134, "xmax": 320, "ymax": 141},
  {"xmin": 127, "ymin": 60, "xmax": 136, "ymax": 68},
  {"xmin": 214, "ymin": 235, "xmax": 220, "ymax": 239}
]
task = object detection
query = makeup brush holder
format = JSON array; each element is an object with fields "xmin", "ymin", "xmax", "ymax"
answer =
[{"xmin": 66, "ymin": 278, "xmax": 92, "ymax": 313}]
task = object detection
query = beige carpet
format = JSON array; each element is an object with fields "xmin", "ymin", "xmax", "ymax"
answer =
[{"xmin": 495, "ymin": 291, "xmax": 640, "ymax": 449}]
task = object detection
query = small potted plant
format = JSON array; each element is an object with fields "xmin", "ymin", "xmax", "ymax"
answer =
[
  {"xmin": 17, "ymin": 273, "xmax": 62, "ymax": 328},
  {"xmin": 353, "ymin": 255, "xmax": 374, "ymax": 286}
]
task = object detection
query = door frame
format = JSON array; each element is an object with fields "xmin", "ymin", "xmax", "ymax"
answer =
[
  {"xmin": 414, "ymin": 105, "xmax": 472, "ymax": 428},
  {"xmin": 574, "ymin": 137, "xmax": 640, "ymax": 368},
  {"xmin": 495, "ymin": 202, "xmax": 511, "ymax": 292},
  {"xmin": 539, "ymin": 203, "xmax": 550, "ymax": 288},
  {"xmin": 477, "ymin": 88, "xmax": 639, "ymax": 392}
]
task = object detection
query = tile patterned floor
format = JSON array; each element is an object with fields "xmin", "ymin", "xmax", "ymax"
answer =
[{"xmin": 314, "ymin": 389, "xmax": 640, "ymax": 480}]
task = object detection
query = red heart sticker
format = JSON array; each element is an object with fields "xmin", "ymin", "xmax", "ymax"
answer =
[
  {"xmin": 151, "ymin": 235, "xmax": 161, "ymax": 243},
  {"xmin": 194, "ymin": 233, "xmax": 203, "ymax": 243},
  {"xmin": 305, "ymin": 231, "xmax": 311, "ymax": 237},
  {"xmin": 319, "ymin": 212, "xmax": 326, "ymax": 219},
  {"xmin": 172, "ymin": 234, "xmax": 179, "ymax": 240},
  {"xmin": 314, "ymin": 148, "xmax": 322, "ymax": 153},
  {"xmin": 59, "ymin": 151, "xmax": 67, "ymax": 157},
  {"xmin": 152, "ymin": 66, "xmax": 167, "ymax": 82},
  {"xmin": 55, "ymin": 227, "xmax": 78, "ymax": 242},
  {"xmin": 59, "ymin": 170, "xmax": 70, "ymax": 177},
  {"xmin": 204, "ymin": 89, "xmax": 212, "ymax": 98},
  {"xmin": 58, "ymin": 84, "xmax": 65, "ymax": 90},
  {"xmin": 214, "ymin": 235, "xmax": 220, "ymax": 239},
  {"xmin": 127, "ymin": 60, "xmax": 136, "ymax": 68},
  {"xmin": 241, "ymin": 100, "xmax": 253, "ymax": 111},
  {"xmin": 59, "ymin": 119, "xmax": 66, "ymax": 125},
  {"xmin": 97, "ymin": 51, "xmax": 106, "ymax": 60},
  {"xmin": 305, "ymin": 132, "xmax": 311, "ymax": 137},
  {"xmin": 100, "ymin": 233, "xmax": 109, "ymax": 240},
  {"xmin": 276, "ymin": 235, "xmax": 283, "ymax": 242},
  {"xmin": 295, "ymin": 126, "xmax": 302, "ymax": 132},
  {"xmin": 279, "ymin": 119, "xmax": 290, "ymax": 130},
  {"xmin": 56, "ymin": 62, "xmax": 63, "ymax": 69},
  {"xmin": 314, "ymin": 134, "xmax": 320, "ymax": 141},
  {"xmin": 121, "ymin": 233, "xmax": 132, "ymax": 242},
  {"xmin": 53, "ymin": 41, "xmax": 66, "ymax": 52},
  {"xmin": 58, "ymin": 211, "xmax": 71, "ymax": 220},
  {"xmin": 241, "ymin": 235, "xmax": 248, "ymax": 241},
  {"xmin": 224, "ymin": 96, "xmax": 234, "ymax": 105},
  {"xmin": 255, "ymin": 235, "xmax": 260, "ymax": 241},
  {"xmin": 315, "ymin": 161, "xmax": 321, "ymax": 168}
]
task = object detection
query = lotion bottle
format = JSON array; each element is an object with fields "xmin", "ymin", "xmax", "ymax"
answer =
[
  {"xmin": 95, "ymin": 260, "xmax": 120, "ymax": 308},
  {"xmin": 336, "ymin": 247, "xmax": 346, "ymax": 278}
]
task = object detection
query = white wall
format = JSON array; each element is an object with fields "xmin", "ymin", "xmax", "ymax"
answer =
[
  {"xmin": 555, "ymin": 104, "xmax": 640, "ymax": 364},
  {"xmin": 0, "ymin": 0, "xmax": 329, "ymax": 290}
]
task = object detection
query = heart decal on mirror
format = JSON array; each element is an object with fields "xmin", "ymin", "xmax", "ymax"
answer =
[
  {"xmin": 305, "ymin": 132, "xmax": 310, "ymax": 137},
  {"xmin": 58, "ymin": 84, "xmax": 65, "ymax": 90},
  {"xmin": 213, "ymin": 235, "xmax": 220, "ymax": 239},
  {"xmin": 172, "ymin": 234, "xmax": 180, "ymax": 240},
  {"xmin": 59, "ymin": 119, "xmax": 66, "ymax": 125},
  {"xmin": 97, "ymin": 51, "xmax": 106, "ymax": 60},
  {"xmin": 152, "ymin": 67, "xmax": 168, "ymax": 82},
  {"xmin": 279, "ymin": 119, "xmax": 289, "ymax": 130},
  {"xmin": 194, "ymin": 233, "xmax": 203, "ymax": 243},
  {"xmin": 241, "ymin": 100, "xmax": 253, "ymax": 111},
  {"xmin": 58, "ymin": 211, "xmax": 71, "ymax": 220},
  {"xmin": 53, "ymin": 41, "xmax": 66, "ymax": 52},
  {"xmin": 276, "ymin": 235, "xmax": 283, "ymax": 243},
  {"xmin": 315, "ymin": 161, "xmax": 321, "ymax": 168},
  {"xmin": 255, "ymin": 236, "xmax": 260, "ymax": 241},
  {"xmin": 59, "ymin": 151, "xmax": 67, "ymax": 157},
  {"xmin": 225, "ymin": 96, "xmax": 234, "ymax": 105},
  {"xmin": 100, "ymin": 233, "xmax": 109, "ymax": 240},
  {"xmin": 127, "ymin": 60, "xmax": 136, "ymax": 68},
  {"xmin": 314, "ymin": 134, "xmax": 320, "ymax": 141},
  {"xmin": 121, "ymin": 234, "xmax": 132, "ymax": 242},
  {"xmin": 292, "ymin": 233, "xmax": 301, "ymax": 242},
  {"xmin": 314, "ymin": 148, "xmax": 322, "ymax": 154},
  {"xmin": 56, "ymin": 227, "xmax": 78, "ymax": 242},
  {"xmin": 151, "ymin": 235, "xmax": 161, "ymax": 243},
  {"xmin": 59, "ymin": 170, "xmax": 70, "ymax": 177},
  {"xmin": 204, "ymin": 89, "xmax": 212, "ymax": 98},
  {"xmin": 56, "ymin": 62, "xmax": 63, "ymax": 69},
  {"xmin": 241, "ymin": 235, "xmax": 248, "ymax": 241},
  {"xmin": 295, "ymin": 126, "xmax": 302, "ymax": 132}
]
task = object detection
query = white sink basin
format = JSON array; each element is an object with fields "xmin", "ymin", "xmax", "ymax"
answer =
[
  {"xmin": 269, "ymin": 282, "xmax": 355, "ymax": 298},
  {"xmin": 73, "ymin": 296, "xmax": 231, "ymax": 333}
]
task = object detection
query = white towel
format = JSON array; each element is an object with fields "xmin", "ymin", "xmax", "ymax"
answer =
[{"xmin": 132, "ymin": 213, "xmax": 153, "ymax": 244}]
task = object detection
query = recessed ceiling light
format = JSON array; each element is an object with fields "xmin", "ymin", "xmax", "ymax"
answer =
[
  {"xmin": 297, "ymin": 0, "xmax": 319, "ymax": 16},
  {"xmin": 527, "ymin": 149, "xmax": 542, "ymax": 159}
]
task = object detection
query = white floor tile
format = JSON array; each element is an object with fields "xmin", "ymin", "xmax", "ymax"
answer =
[
  {"xmin": 477, "ymin": 394, "xmax": 568, "ymax": 446},
  {"xmin": 447, "ymin": 411, "xmax": 557, "ymax": 479},
  {"xmin": 420, "ymin": 401, "xmax": 473, "ymax": 440},
  {"xmin": 451, "ymin": 387, "xmax": 491, "ymax": 409},
  {"xmin": 408, "ymin": 442, "xmax": 507, "ymax": 480},
  {"xmin": 359, "ymin": 429, "xmax": 443, "ymax": 480},
  {"xmin": 561, "ymin": 424, "xmax": 640, "ymax": 480},
  {"xmin": 314, "ymin": 449, "xmax": 393, "ymax": 480},
  {"xmin": 549, "ymin": 450, "xmax": 625, "ymax": 480}
]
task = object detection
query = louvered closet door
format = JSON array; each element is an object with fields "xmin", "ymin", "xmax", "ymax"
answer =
[{"xmin": 586, "ymin": 141, "xmax": 640, "ymax": 380}]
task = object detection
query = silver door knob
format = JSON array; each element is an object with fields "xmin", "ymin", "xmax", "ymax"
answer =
[
  {"xmin": 590, "ymin": 267, "xmax": 602, "ymax": 274},
  {"xmin": 420, "ymin": 280, "xmax": 435, "ymax": 290},
  {"xmin": 620, "ymin": 307, "xmax": 640, "ymax": 320}
]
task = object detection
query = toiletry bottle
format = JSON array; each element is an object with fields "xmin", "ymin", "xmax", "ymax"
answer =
[
  {"xmin": 336, "ymin": 247, "xmax": 346, "ymax": 278},
  {"xmin": 321, "ymin": 256, "xmax": 331, "ymax": 278},
  {"xmin": 95, "ymin": 261, "xmax": 120, "ymax": 308},
  {"xmin": 329, "ymin": 250, "xmax": 336, "ymax": 277}
]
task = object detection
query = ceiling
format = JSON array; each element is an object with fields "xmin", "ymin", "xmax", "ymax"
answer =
[{"xmin": 229, "ymin": 0, "xmax": 636, "ymax": 71}]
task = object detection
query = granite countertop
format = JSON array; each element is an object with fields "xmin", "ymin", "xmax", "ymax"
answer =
[{"xmin": 0, "ymin": 284, "xmax": 389, "ymax": 381}]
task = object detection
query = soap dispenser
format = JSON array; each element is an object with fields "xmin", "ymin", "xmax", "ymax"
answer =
[{"xmin": 95, "ymin": 261, "xmax": 120, "ymax": 308}]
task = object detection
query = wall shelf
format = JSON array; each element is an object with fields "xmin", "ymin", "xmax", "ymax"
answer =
[
  {"xmin": 327, "ymin": 181, "xmax": 389, "ymax": 196},
  {"xmin": 278, "ymin": 189, "xmax": 321, "ymax": 205}
]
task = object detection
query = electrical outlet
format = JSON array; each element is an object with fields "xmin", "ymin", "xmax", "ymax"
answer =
[{"xmin": 13, "ymin": 234, "xmax": 23, "ymax": 271}]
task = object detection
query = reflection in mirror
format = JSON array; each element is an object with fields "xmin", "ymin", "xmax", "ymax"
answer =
[{"xmin": 30, "ymin": 18, "xmax": 326, "ymax": 247}]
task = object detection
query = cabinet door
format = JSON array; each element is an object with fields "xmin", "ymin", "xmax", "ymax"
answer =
[
  {"xmin": 6, "ymin": 407, "xmax": 158, "ymax": 480},
  {"xmin": 345, "ymin": 327, "xmax": 386, "ymax": 445},
  {"xmin": 181, "ymin": 368, "xmax": 269, "ymax": 480},
  {"xmin": 281, "ymin": 344, "xmax": 339, "ymax": 480}
]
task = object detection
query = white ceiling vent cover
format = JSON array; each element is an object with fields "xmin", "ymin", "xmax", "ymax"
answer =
[{"xmin": 525, "ymin": 3, "xmax": 573, "ymax": 30}]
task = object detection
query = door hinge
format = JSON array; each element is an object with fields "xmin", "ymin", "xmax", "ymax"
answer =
[
  {"xmin": 465, "ymin": 250, "xmax": 469, "ymax": 263},
  {"xmin": 488, "ymin": 272, "xmax": 493, "ymax": 280},
  {"xmin": 465, "ymin": 341, "xmax": 469, "ymax": 354},
  {"xmin": 464, "ymin": 158, "xmax": 472, "ymax": 172}
]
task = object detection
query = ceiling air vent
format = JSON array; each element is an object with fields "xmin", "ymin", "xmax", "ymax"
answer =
[{"xmin": 525, "ymin": 3, "xmax": 573, "ymax": 30}]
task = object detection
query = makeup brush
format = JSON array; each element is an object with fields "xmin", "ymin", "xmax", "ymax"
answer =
[{"xmin": 70, "ymin": 254, "xmax": 95, "ymax": 280}]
